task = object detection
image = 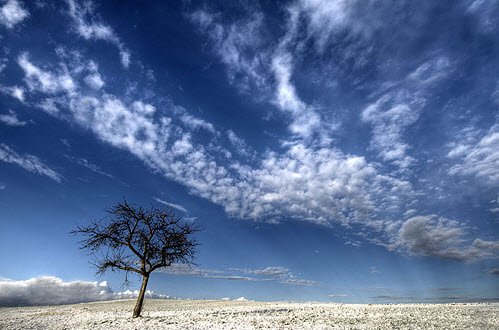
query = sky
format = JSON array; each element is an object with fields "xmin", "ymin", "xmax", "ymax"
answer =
[{"xmin": 0, "ymin": 0, "xmax": 498, "ymax": 306}]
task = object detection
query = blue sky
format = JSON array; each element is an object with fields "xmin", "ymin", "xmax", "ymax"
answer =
[{"xmin": 0, "ymin": 0, "xmax": 498, "ymax": 305}]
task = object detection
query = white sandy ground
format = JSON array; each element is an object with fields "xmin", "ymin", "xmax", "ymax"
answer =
[{"xmin": 0, "ymin": 299, "xmax": 498, "ymax": 330}]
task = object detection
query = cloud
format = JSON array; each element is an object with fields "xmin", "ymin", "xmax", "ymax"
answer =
[
  {"xmin": 65, "ymin": 0, "xmax": 130, "ymax": 68},
  {"xmin": 233, "ymin": 267, "xmax": 317, "ymax": 286},
  {"xmin": 239, "ymin": 266, "xmax": 290, "ymax": 277},
  {"xmin": 391, "ymin": 215, "xmax": 499, "ymax": 261},
  {"xmin": 271, "ymin": 50, "xmax": 324, "ymax": 141},
  {"xmin": 0, "ymin": 144, "xmax": 63, "ymax": 183},
  {"xmin": 84, "ymin": 73, "xmax": 104, "ymax": 90},
  {"xmin": 433, "ymin": 287, "xmax": 461, "ymax": 291},
  {"xmin": 0, "ymin": 110, "xmax": 27, "ymax": 126},
  {"xmin": 0, "ymin": 85, "xmax": 25, "ymax": 102},
  {"xmin": 407, "ymin": 57, "xmax": 452, "ymax": 85},
  {"xmin": 466, "ymin": 0, "xmax": 499, "ymax": 32},
  {"xmin": 372, "ymin": 295, "xmax": 415, "ymax": 301},
  {"xmin": 0, "ymin": 0, "xmax": 28, "ymax": 29},
  {"xmin": 448, "ymin": 124, "xmax": 499, "ymax": 185},
  {"xmin": 0, "ymin": 276, "xmax": 170, "ymax": 307},
  {"xmin": 153, "ymin": 197, "xmax": 188, "ymax": 213},
  {"xmin": 11, "ymin": 2, "xmax": 496, "ymax": 265},
  {"xmin": 82, "ymin": 60, "xmax": 105, "ymax": 90},
  {"xmin": 161, "ymin": 264, "xmax": 316, "ymax": 286},
  {"xmin": 328, "ymin": 293, "xmax": 349, "ymax": 298},
  {"xmin": 361, "ymin": 91, "xmax": 423, "ymax": 169},
  {"xmin": 189, "ymin": 8, "xmax": 270, "ymax": 94},
  {"xmin": 174, "ymin": 106, "xmax": 215, "ymax": 133},
  {"xmin": 295, "ymin": 0, "xmax": 376, "ymax": 51},
  {"xmin": 226, "ymin": 130, "xmax": 252, "ymax": 158},
  {"xmin": 234, "ymin": 296, "xmax": 249, "ymax": 301},
  {"xmin": 189, "ymin": 4, "xmax": 337, "ymax": 143},
  {"xmin": 18, "ymin": 53, "xmax": 76, "ymax": 94},
  {"xmin": 15, "ymin": 53, "xmax": 412, "ymax": 230},
  {"xmin": 67, "ymin": 156, "xmax": 120, "ymax": 183},
  {"xmin": 489, "ymin": 268, "xmax": 499, "ymax": 275}
]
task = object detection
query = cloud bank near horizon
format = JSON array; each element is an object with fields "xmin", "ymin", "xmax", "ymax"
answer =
[{"xmin": 0, "ymin": 276, "xmax": 170, "ymax": 307}]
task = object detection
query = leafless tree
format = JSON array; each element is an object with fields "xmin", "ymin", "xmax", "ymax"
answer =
[{"xmin": 71, "ymin": 200, "xmax": 199, "ymax": 318}]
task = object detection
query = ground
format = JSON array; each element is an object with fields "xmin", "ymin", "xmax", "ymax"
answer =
[{"xmin": 0, "ymin": 300, "xmax": 498, "ymax": 329}]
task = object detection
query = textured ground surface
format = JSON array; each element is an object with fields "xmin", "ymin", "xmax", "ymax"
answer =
[{"xmin": 0, "ymin": 299, "xmax": 498, "ymax": 329}]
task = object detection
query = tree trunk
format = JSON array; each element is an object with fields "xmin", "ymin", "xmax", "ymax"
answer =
[{"xmin": 132, "ymin": 274, "xmax": 149, "ymax": 318}]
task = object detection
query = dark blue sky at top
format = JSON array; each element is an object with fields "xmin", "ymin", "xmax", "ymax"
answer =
[{"xmin": 0, "ymin": 0, "xmax": 497, "ymax": 303}]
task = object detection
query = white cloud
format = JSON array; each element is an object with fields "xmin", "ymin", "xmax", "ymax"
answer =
[
  {"xmin": 466, "ymin": 0, "xmax": 499, "ymax": 32},
  {"xmin": 329, "ymin": 293, "xmax": 349, "ymax": 298},
  {"xmin": 161, "ymin": 264, "xmax": 316, "ymax": 286},
  {"xmin": 271, "ymin": 51, "xmax": 323, "ymax": 141},
  {"xmin": 153, "ymin": 197, "xmax": 188, "ymax": 213},
  {"xmin": 65, "ymin": 0, "xmax": 130, "ymax": 68},
  {"xmin": 236, "ymin": 266, "xmax": 316, "ymax": 286},
  {"xmin": 84, "ymin": 73, "xmax": 104, "ymax": 90},
  {"xmin": 174, "ymin": 106, "xmax": 215, "ymax": 133},
  {"xmin": 0, "ymin": 0, "xmax": 29, "ymax": 29},
  {"xmin": 361, "ymin": 91, "xmax": 423, "ymax": 169},
  {"xmin": 241, "ymin": 142, "xmax": 412, "ymax": 224},
  {"xmin": 407, "ymin": 57, "xmax": 452, "ymax": 85},
  {"xmin": 0, "ymin": 110, "xmax": 27, "ymax": 126},
  {"xmin": 291, "ymin": 0, "xmax": 386, "ymax": 55},
  {"xmin": 190, "ymin": 5, "xmax": 332, "ymax": 142},
  {"xmin": 16, "ymin": 53, "xmax": 413, "ymax": 234},
  {"xmin": 297, "ymin": 0, "xmax": 361, "ymax": 50},
  {"xmin": 235, "ymin": 296, "xmax": 249, "ymax": 301},
  {"xmin": 18, "ymin": 53, "xmax": 76, "ymax": 94},
  {"xmin": 190, "ymin": 9, "xmax": 270, "ymax": 94},
  {"xmin": 391, "ymin": 215, "xmax": 499, "ymax": 261},
  {"xmin": 0, "ymin": 276, "xmax": 170, "ymax": 307},
  {"xmin": 226, "ymin": 130, "xmax": 252, "ymax": 158},
  {"xmin": 0, "ymin": 144, "xmax": 63, "ymax": 182},
  {"xmin": 0, "ymin": 85, "xmax": 25, "ymax": 102},
  {"xmin": 69, "ymin": 156, "xmax": 116, "ymax": 181},
  {"xmin": 238, "ymin": 266, "xmax": 289, "ymax": 277},
  {"xmin": 17, "ymin": 43, "xmax": 495, "ymax": 264},
  {"xmin": 448, "ymin": 124, "xmax": 499, "ymax": 185}
]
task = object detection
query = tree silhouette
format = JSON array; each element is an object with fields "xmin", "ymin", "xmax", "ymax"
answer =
[{"xmin": 71, "ymin": 200, "xmax": 199, "ymax": 317}]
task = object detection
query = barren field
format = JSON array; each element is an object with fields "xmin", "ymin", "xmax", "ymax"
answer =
[{"xmin": 0, "ymin": 299, "xmax": 497, "ymax": 329}]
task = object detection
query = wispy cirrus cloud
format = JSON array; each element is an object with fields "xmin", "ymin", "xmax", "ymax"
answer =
[
  {"xmin": 65, "ymin": 0, "xmax": 130, "ymax": 68},
  {"xmin": 0, "ymin": 110, "xmax": 27, "ymax": 126},
  {"xmin": 361, "ymin": 91, "xmax": 424, "ymax": 169},
  {"xmin": 161, "ymin": 264, "xmax": 316, "ymax": 286},
  {"xmin": 189, "ymin": 8, "xmax": 270, "ymax": 95},
  {"xmin": 153, "ymin": 197, "xmax": 188, "ymax": 213},
  {"xmin": 0, "ymin": 144, "xmax": 63, "ymax": 183}
]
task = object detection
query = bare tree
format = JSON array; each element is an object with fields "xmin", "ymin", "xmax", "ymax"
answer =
[{"xmin": 71, "ymin": 200, "xmax": 199, "ymax": 318}]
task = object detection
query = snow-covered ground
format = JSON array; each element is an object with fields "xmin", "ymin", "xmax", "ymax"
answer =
[{"xmin": 0, "ymin": 299, "xmax": 497, "ymax": 329}]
